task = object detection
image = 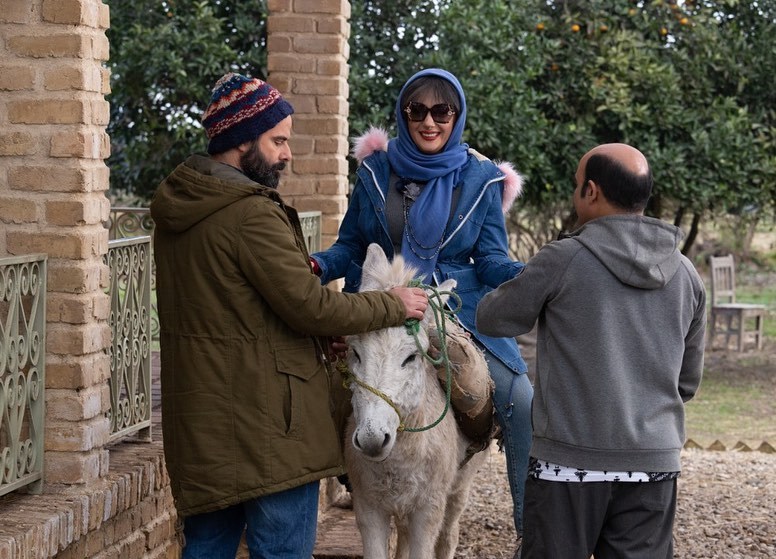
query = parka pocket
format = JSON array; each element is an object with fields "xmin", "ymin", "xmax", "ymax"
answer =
[{"xmin": 273, "ymin": 342, "xmax": 321, "ymax": 440}]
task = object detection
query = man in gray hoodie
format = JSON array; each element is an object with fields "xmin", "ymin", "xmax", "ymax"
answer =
[{"xmin": 476, "ymin": 143, "xmax": 706, "ymax": 559}]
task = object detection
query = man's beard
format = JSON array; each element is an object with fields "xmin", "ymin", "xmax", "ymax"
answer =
[{"xmin": 240, "ymin": 140, "xmax": 285, "ymax": 189}]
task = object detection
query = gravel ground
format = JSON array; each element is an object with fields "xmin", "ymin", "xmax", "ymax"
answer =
[{"xmin": 455, "ymin": 445, "xmax": 776, "ymax": 558}]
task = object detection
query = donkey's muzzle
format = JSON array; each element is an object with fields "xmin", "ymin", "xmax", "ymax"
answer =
[{"xmin": 353, "ymin": 430, "xmax": 393, "ymax": 460}]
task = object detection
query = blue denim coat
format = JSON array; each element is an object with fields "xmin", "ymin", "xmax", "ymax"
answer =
[{"xmin": 312, "ymin": 149, "xmax": 527, "ymax": 374}]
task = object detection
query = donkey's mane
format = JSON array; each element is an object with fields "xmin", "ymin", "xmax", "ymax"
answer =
[{"xmin": 359, "ymin": 251, "xmax": 420, "ymax": 292}]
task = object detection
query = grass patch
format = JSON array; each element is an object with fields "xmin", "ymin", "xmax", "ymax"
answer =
[
  {"xmin": 736, "ymin": 282, "xmax": 776, "ymax": 339},
  {"xmin": 684, "ymin": 349, "xmax": 776, "ymax": 447}
]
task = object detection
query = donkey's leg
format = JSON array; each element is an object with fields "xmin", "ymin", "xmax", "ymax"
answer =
[
  {"xmin": 406, "ymin": 499, "xmax": 447, "ymax": 559},
  {"xmin": 353, "ymin": 498, "xmax": 392, "ymax": 559},
  {"xmin": 433, "ymin": 488, "xmax": 468, "ymax": 559},
  {"xmin": 394, "ymin": 517, "xmax": 410, "ymax": 559},
  {"xmin": 434, "ymin": 456, "xmax": 486, "ymax": 559}
]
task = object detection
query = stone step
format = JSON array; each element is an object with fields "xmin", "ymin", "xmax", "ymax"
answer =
[{"xmin": 314, "ymin": 505, "xmax": 363, "ymax": 559}]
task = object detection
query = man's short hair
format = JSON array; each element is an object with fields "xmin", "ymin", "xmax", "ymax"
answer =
[{"xmin": 583, "ymin": 153, "xmax": 653, "ymax": 211}]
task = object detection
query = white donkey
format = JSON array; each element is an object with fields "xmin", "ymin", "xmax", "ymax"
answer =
[{"xmin": 343, "ymin": 243, "xmax": 488, "ymax": 559}]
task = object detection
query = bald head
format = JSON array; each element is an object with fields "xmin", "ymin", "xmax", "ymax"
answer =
[
  {"xmin": 582, "ymin": 143, "xmax": 649, "ymax": 177},
  {"xmin": 574, "ymin": 143, "xmax": 653, "ymax": 225}
]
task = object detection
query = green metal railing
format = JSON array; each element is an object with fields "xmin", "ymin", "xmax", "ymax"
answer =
[
  {"xmin": 108, "ymin": 208, "xmax": 158, "ymax": 343},
  {"xmin": 0, "ymin": 254, "xmax": 46, "ymax": 497},
  {"xmin": 105, "ymin": 237, "xmax": 153, "ymax": 441},
  {"xmin": 299, "ymin": 211, "xmax": 322, "ymax": 254}
]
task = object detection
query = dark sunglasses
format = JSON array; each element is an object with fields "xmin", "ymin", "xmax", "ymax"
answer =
[{"xmin": 403, "ymin": 101, "xmax": 456, "ymax": 124}]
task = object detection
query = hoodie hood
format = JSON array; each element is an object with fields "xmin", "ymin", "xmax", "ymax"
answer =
[
  {"xmin": 572, "ymin": 215, "xmax": 684, "ymax": 289},
  {"xmin": 150, "ymin": 154, "xmax": 272, "ymax": 234}
]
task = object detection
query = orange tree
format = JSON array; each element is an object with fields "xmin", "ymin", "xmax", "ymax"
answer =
[
  {"xmin": 106, "ymin": 0, "xmax": 776, "ymax": 255},
  {"xmin": 423, "ymin": 0, "xmax": 776, "ymax": 255}
]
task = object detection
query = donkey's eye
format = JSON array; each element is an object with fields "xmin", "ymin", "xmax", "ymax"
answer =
[
  {"xmin": 401, "ymin": 354, "xmax": 417, "ymax": 367},
  {"xmin": 352, "ymin": 349, "xmax": 361, "ymax": 362}
]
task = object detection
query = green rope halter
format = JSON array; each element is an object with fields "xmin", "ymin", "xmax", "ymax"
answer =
[{"xmin": 340, "ymin": 280, "xmax": 462, "ymax": 433}]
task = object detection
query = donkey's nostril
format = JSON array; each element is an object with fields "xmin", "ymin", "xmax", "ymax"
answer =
[
  {"xmin": 381, "ymin": 433, "xmax": 391, "ymax": 448},
  {"xmin": 353, "ymin": 434, "xmax": 362, "ymax": 450}
]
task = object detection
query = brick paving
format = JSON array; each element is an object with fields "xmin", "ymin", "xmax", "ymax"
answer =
[{"xmin": 313, "ymin": 505, "xmax": 363, "ymax": 558}]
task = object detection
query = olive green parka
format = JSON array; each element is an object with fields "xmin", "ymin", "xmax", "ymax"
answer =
[{"xmin": 150, "ymin": 155, "xmax": 406, "ymax": 517}]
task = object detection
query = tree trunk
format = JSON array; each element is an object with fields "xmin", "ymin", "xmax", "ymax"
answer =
[
  {"xmin": 740, "ymin": 215, "xmax": 760, "ymax": 258},
  {"xmin": 674, "ymin": 205, "xmax": 685, "ymax": 228},
  {"xmin": 681, "ymin": 212, "xmax": 702, "ymax": 255}
]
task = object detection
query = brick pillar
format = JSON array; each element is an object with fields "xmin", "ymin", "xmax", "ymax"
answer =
[
  {"xmin": 0, "ymin": 0, "xmax": 112, "ymax": 485},
  {"xmin": 267, "ymin": 0, "xmax": 351, "ymax": 249}
]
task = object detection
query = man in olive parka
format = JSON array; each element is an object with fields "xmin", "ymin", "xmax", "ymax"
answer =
[{"xmin": 150, "ymin": 73, "xmax": 429, "ymax": 559}]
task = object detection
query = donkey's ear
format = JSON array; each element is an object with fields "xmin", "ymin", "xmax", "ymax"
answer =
[
  {"xmin": 364, "ymin": 243, "xmax": 389, "ymax": 270},
  {"xmin": 422, "ymin": 278, "xmax": 458, "ymax": 325},
  {"xmin": 436, "ymin": 278, "xmax": 457, "ymax": 302},
  {"xmin": 360, "ymin": 243, "xmax": 391, "ymax": 292}
]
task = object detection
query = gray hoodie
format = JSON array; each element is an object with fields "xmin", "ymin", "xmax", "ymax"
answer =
[{"xmin": 476, "ymin": 215, "xmax": 706, "ymax": 472}]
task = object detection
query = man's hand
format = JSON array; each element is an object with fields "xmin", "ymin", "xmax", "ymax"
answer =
[
  {"xmin": 389, "ymin": 287, "xmax": 428, "ymax": 320},
  {"xmin": 328, "ymin": 336, "xmax": 348, "ymax": 362}
]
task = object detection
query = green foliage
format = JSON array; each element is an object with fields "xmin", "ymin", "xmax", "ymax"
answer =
[
  {"xmin": 349, "ymin": 0, "xmax": 776, "ymax": 252},
  {"xmin": 107, "ymin": 0, "xmax": 776, "ymax": 255},
  {"xmin": 106, "ymin": 0, "xmax": 269, "ymax": 200},
  {"xmin": 348, "ymin": 1, "xmax": 448, "ymax": 138}
]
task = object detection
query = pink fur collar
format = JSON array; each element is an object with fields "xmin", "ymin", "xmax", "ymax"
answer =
[{"xmin": 351, "ymin": 127, "xmax": 523, "ymax": 213}]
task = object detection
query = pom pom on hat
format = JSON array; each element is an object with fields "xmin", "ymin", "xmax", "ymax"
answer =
[{"xmin": 202, "ymin": 72, "xmax": 294, "ymax": 154}]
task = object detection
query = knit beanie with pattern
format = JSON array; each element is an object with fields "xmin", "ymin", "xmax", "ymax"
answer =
[{"xmin": 202, "ymin": 72, "xmax": 294, "ymax": 155}]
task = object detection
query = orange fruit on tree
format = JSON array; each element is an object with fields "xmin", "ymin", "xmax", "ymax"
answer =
[{"xmin": 571, "ymin": 24, "xmax": 580, "ymax": 33}]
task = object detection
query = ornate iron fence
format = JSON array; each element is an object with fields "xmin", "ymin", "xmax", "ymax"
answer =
[
  {"xmin": 107, "ymin": 207, "xmax": 154, "ymax": 240},
  {"xmin": 105, "ymin": 237, "xmax": 152, "ymax": 442},
  {"xmin": 108, "ymin": 208, "xmax": 159, "ymax": 343},
  {"xmin": 299, "ymin": 211, "xmax": 322, "ymax": 254},
  {"xmin": 0, "ymin": 254, "xmax": 46, "ymax": 497}
]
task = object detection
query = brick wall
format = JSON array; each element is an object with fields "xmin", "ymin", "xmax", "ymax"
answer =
[
  {"xmin": 0, "ymin": 1, "xmax": 179, "ymax": 557},
  {"xmin": 1, "ymin": 1, "xmax": 352, "ymax": 556},
  {"xmin": 267, "ymin": 0, "xmax": 351, "ymax": 249},
  {"xmin": 1, "ymin": 0, "xmax": 113, "ymax": 486}
]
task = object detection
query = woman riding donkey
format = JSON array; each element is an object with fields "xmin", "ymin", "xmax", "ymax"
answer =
[{"xmin": 311, "ymin": 68, "xmax": 533, "ymax": 553}]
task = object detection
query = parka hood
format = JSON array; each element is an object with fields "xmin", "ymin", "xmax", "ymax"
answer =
[
  {"xmin": 150, "ymin": 154, "xmax": 273, "ymax": 234},
  {"xmin": 571, "ymin": 215, "xmax": 684, "ymax": 290}
]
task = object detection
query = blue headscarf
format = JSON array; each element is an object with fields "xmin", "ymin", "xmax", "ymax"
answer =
[{"xmin": 386, "ymin": 68, "xmax": 469, "ymax": 282}]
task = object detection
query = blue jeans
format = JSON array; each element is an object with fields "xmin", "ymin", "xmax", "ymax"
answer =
[
  {"xmin": 485, "ymin": 349, "xmax": 533, "ymax": 535},
  {"xmin": 181, "ymin": 481, "xmax": 319, "ymax": 559}
]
